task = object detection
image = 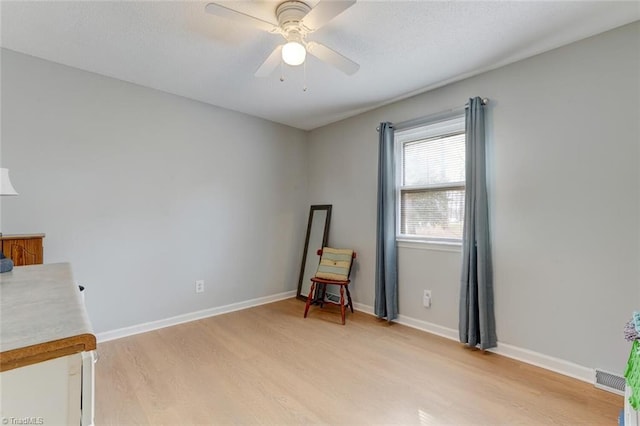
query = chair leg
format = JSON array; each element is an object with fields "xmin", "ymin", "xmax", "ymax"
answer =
[
  {"xmin": 339, "ymin": 285, "xmax": 346, "ymax": 325},
  {"xmin": 346, "ymin": 286, "xmax": 354, "ymax": 313},
  {"xmin": 319, "ymin": 284, "xmax": 327, "ymax": 308},
  {"xmin": 304, "ymin": 282, "xmax": 316, "ymax": 318}
]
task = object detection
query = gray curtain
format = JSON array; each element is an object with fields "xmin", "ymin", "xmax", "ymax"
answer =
[
  {"xmin": 375, "ymin": 122, "xmax": 398, "ymax": 321},
  {"xmin": 459, "ymin": 97, "xmax": 497, "ymax": 350}
]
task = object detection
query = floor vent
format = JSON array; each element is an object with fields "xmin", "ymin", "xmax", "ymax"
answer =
[
  {"xmin": 595, "ymin": 369, "xmax": 625, "ymax": 395},
  {"xmin": 324, "ymin": 292, "xmax": 341, "ymax": 303}
]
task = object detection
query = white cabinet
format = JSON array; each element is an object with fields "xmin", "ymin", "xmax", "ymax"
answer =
[
  {"xmin": 0, "ymin": 351, "xmax": 95, "ymax": 426},
  {"xmin": 1, "ymin": 354, "xmax": 81, "ymax": 425},
  {"xmin": 0, "ymin": 264, "xmax": 97, "ymax": 426},
  {"xmin": 81, "ymin": 351, "xmax": 96, "ymax": 426},
  {"xmin": 626, "ymin": 385, "xmax": 639, "ymax": 426}
]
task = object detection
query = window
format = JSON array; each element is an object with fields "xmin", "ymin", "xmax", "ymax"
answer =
[{"xmin": 395, "ymin": 116, "xmax": 465, "ymax": 243}]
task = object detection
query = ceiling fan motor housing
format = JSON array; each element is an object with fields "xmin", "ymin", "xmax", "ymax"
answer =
[{"xmin": 276, "ymin": 0, "xmax": 312, "ymax": 38}]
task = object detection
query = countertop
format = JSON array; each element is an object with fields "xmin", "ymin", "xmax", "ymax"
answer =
[
  {"xmin": 0, "ymin": 263, "xmax": 96, "ymax": 371},
  {"xmin": 0, "ymin": 233, "xmax": 45, "ymax": 240}
]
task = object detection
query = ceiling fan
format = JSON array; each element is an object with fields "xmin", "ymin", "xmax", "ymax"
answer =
[{"xmin": 205, "ymin": 0, "xmax": 359, "ymax": 77}]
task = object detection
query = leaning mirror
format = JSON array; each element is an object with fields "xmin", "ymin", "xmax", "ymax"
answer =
[{"xmin": 296, "ymin": 205, "xmax": 332, "ymax": 300}]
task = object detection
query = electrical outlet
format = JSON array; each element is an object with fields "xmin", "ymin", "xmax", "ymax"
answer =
[
  {"xmin": 423, "ymin": 290, "xmax": 432, "ymax": 308},
  {"xmin": 195, "ymin": 280, "xmax": 205, "ymax": 293}
]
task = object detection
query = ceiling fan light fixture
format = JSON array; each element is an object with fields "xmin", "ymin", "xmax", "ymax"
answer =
[{"xmin": 282, "ymin": 41, "xmax": 306, "ymax": 66}]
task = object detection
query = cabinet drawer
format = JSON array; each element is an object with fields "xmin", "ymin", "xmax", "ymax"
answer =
[{"xmin": 1, "ymin": 234, "xmax": 45, "ymax": 266}]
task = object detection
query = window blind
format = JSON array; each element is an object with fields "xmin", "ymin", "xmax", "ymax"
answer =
[{"xmin": 396, "ymin": 117, "xmax": 466, "ymax": 242}]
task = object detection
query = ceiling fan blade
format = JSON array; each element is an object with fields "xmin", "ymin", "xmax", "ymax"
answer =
[
  {"xmin": 255, "ymin": 45, "xmax": 283, "ymax": 77},
  {"xmin": 306, "ymin": 42, "xmax": 359, "ymax": 75},
  {"xmin": 205, "ymin": 3, "xmax": 279, "ymax": 33},
  {"xmin": 301, "ymin": 0, "xmax": 356, "ymax": 31}
]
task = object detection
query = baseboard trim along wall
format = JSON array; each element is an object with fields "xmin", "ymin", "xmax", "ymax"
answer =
[
  {"xmin": 96, "ymin": 290, "xmax": 297, "ymax": 343},
  {"xmin": 98, "ymin": 295, "xmax": 597, "ymax": 389},
  {"xmin": 352, "ymin": 302, "xmax": 596, "ymax": 386}
]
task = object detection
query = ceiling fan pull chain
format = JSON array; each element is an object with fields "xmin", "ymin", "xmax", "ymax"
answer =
[
  {"xmin": 303, "ymin": 60, "xmax": 308, "ymax": 92},
  {"xmin": 280, "ymin": 59, "xmax": 285, "ymax": 82}
]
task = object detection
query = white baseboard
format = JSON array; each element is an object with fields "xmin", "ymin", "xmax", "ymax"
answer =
[
  {"xmin": 352, "ymin": 302, "xmax": 374, "ymax": 316},
  {"xmin": 492, "ymin": 341, "xmax": 594, "ymax": 383},
  {"xmin": 352, "ymin": 302, "xmax": 594, "ymax": 385},
  {"xmin": 96, "ymin": 290, "xmax": 296, "ymax": 343},
  {"xmin": 98, "ymin": 295, "xmax": 596, "ymax": 387},
  {"xmin": 396, "ymin": 313, "xmax": 460, "ymax": 341}
]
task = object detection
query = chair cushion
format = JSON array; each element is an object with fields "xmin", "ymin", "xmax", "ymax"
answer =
[{"xmin": 315, "ymin": 247, "xmax": 353, "ymax": 281}]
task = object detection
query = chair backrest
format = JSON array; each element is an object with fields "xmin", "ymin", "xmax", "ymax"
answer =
[{"xmin": 314, "ymin": 247, "xmax": 356, "ymax": 281}]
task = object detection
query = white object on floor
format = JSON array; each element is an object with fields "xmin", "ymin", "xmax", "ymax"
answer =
[{"xmin": 626, "ymin": 384, "xmax": 639, "ymax": 426}]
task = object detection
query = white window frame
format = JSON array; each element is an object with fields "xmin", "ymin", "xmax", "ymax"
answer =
[{"xmin": 395, "ymin": 115, "xmax": 466, "ymax": 245}]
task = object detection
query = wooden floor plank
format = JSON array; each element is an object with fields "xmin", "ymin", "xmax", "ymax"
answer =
[{"xmin": 95, "ymin": 298, "xmax": 622, "ymax": 425}]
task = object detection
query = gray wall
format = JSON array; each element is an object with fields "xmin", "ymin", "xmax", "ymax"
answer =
[
  {"xmin": 307, "ymin": 22, "xmax": 639, "ymax": 373},
  {"xmin": 2, "ymin": 22, "xmax": 638, "ymax": 375},
  {"xmin": 1, "ymin": 49, "xmax": 309, "ymax": 333}
]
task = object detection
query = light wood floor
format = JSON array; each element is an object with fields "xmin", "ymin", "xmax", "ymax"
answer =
[{"xmin": 95, "ymin": 298, "xmax": 622, "ymax": 425}]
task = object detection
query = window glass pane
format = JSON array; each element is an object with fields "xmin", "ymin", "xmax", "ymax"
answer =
[
  {"xmin": 400, "ymin": 189, "xmax": 465, "ymax": 239},
  {"xmin": 403, "ymin": 133, "xmax": 465, "ymax": 186}
]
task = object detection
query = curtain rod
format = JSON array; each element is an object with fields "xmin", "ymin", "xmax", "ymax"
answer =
[{"xmin": 376, "ymin": 98, "xmax": 489, "ymax": 132}]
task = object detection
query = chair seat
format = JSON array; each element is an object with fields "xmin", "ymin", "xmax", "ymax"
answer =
[{"xmin": 310, "ymin": 277, "xmax": 350, "ymax": 286}]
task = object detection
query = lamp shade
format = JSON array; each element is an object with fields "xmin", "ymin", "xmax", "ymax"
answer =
[
  {"xmin": 282, "ymin": 41, "xmax": 306, "ymax": 66},
  {"xmin": 0, "ymin": 168, "xmax": 18, "ymax": 196}
]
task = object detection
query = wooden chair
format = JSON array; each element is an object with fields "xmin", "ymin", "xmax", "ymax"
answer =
[{"xmin": 303, "ymin": 248, "xmax": 356, "ymax": 325}]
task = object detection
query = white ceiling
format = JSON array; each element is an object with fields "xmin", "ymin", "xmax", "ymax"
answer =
[{"xmin": 1, "ymin": 1, "xmax": 638, "ymax": 130}]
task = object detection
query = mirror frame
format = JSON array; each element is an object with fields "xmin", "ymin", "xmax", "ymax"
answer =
[{"xmin": 296, "ymin": 204, "xmax": 332, "ymax": 300}]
